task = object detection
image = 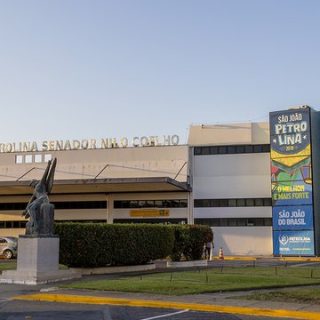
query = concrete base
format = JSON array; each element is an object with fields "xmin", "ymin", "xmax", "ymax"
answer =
[
  {"xmin": 0, "ymin": 269, "xmax": 80, "ymax": 285},
  {"xmin": 0, "ymin": 236, "xmax": 80, "ymax": 285}
]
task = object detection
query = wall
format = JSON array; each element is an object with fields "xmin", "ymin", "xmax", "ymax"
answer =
[
  {"xmin": 188, "ymin": 122, "xmax": 269, "ymax": 146},
  {"xmin": 193, "ymin": 153, "xmax": 271, "ymax": 199},
  {"xmin": 0, "ymin": 145, "xmax": 189, "ymax": 183},
  {"xmin": 212, "ymin": 227, "xmax": 273, "ymax": 256}
]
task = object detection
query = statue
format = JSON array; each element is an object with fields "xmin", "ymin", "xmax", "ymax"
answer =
[{"xmin": 22, "ymin": 158, "xmax": 57, "ymax": 236}]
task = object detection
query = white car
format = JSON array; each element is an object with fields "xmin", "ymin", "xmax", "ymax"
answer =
[{"xmin": 0, "ymin": 237, "xmax": 17, "ymax": 259}]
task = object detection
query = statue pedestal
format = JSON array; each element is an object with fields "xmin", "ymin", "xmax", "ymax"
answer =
[{"xmin": 0, "ymin": 236, "xmax": 80, "ymax": 285}]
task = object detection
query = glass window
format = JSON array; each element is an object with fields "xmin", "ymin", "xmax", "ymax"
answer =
[
  {"xmin": 262, "ymin": 144, "xmax": 270, "ymax": 152},
  {"xmin": 15, "ymin": 155, "xmax": 23, "ymax": 164},
  {"xmin": 245, "ymin": 145, "xmax": 253, "ymax": 153},
  {"xmin": 228, "ymin": 219, "xmax": 237, "ymax": 226},
  {"xmin": 218, "ymin": 146, "xmax": 227, "ymax": 154},
  {"xmin": 202, "ymin": 147, "xmax": 210, "ymax": 155},
  {"xmin": 247, "ymin": 218, "xmax": 255, "ymax": 226},
  {"xmin": 145, "ymin": 200, "xmax": 155, "ymax": 207},
  {"xmin": 220, "ymin": 199, "xmax": 228, "ymax": 207},
  {"xmin": 227, "ymin": 146, "xmax": 236, "ymax": 154},
  {"xmin": 237, "ymin": 199, "xmax": 245, "ymax": 207},
  {"xmin": 210, "ymin": 146, "xmax": 218, "ymax": 154},
  {"xmin": 34, "ymin": 154, "xmax": 42, "ymax": 163},
  {"xmin": 253, "ymin": 145, "xmax": 263, "ymax": 153},
  {"xmin": 237, "ymin": 145, "xmax": 245, "ymax": 153},
  {"xmin": 194, "ymin": 147, "xmax": 202, "ymax": 155},
  {"xmin": 25, "ymin": 155, "xmax": 33, "ymax": 163},
  {"xmin": 246, "ymin": 199, "xmax": 255, "ymax": 206},
  {"xmin": 237, "ymin": 219, "xmax": 246, "ymax": 226},
  {"xmin": 154, "ymin": 200, "xmax": 162, "ymax": 208},
  {"xmin": 129, "ymin": 201, "xmax": 139, "ymax": 208},
  {"xmin": 264, "ymin": 218, "xmax": 272, "ymax": 226},
  {"xmin": 179, "ymin": 200, "xmax": 188, "ymax": 208},
  {"xmin": 263, "ymin": 198, "xmax": 272, "ymax": 206},
  {"xmin": 220, "ymin": 218, "xmax": 228, "ymax": 226},
  {"xmin": 255, "ymin": 198, "xmax": 264, "ymax": 206},
  {"xmin": 44, "ymin": 154, "xmax": 52, "ymax": 162},
  {"xmin": 228, "ymin": 199, "xmax": 237, "ymax": 207}
]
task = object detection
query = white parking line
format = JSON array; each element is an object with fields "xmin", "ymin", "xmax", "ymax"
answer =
[{"xmin": 140, "ymin": 309, "xmax": 189, "ymax": 320}]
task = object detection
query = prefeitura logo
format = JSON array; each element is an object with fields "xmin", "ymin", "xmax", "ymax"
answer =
[{"xmin": 279, "ymin": 235, "xmax": 289, "ymax": 245}]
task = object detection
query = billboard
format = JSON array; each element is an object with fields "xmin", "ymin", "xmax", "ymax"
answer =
[
  {"xmin": 272, "ymin": 205, "xmax": 314, "ymax": 230},
  {"xmin": 273, "ymin": 230, "xmax": 315, "ymax": 256},
  {"xmin": 270, "ymin": 107, "xmax": 315, "ymax": 256}
]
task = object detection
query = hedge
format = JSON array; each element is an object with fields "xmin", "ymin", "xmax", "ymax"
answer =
[
  {"xmin": 55, "ymin": 223, "xmax": 213, "ymax": 267},
  {"xmin": 169, "ymin": 224, "xmax": 213, "ymax": 261},
  {"xmin": 54, "ymin": 223, "xmax": 175, "ymax": 267}
]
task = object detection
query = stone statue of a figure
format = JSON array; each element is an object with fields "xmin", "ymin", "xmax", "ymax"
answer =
[{"xmin": 22, "ymin": 158, "xmax": 57, "ymax": 236}]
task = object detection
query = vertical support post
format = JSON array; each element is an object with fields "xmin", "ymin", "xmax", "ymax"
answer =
[
  {"xmin": 187, "ymin": 192, "xmax": 194, "ymax": 224},
  {"xmin": 107, "ymin": 194, "xmax": 114, "ymax": 224}
]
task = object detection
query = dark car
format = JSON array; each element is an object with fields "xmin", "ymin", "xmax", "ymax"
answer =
[{"xmin": 0, "ymin": 237, "xmax": 17, "ymax": 259}]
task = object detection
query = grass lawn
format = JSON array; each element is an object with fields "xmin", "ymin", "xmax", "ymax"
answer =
[
  {"xmin": 0, "ymin": 261, "xmax": 16, "ymax": 271},
  {"xmin": 62, "ymin": 266, "xmax": 320, "ymax": 296},
  {"xmin": 239, "ymin": 287, "xmax": 320, "ymax": 304},
  {"xmin": 0, "ymin": 261, "xmax": 67, "ymax": 272}
]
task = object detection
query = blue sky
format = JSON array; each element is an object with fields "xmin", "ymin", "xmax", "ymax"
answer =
[{"xmin": 0, "ymin": 0, "xmax": 319, "ymax": 144}]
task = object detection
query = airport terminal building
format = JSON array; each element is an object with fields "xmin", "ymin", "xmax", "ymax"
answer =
[{"xmin": 1, "ymin": 106, "xmax": 319, "ymax": 257}]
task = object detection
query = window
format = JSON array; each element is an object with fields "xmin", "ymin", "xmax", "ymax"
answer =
[
  {"xmin": 25, "ymin": 155, "xmax": 33, "ymax": 163},
  {"xmin": 0, "ymin": 201, "xmax": 106, "ymax": 211},
  {"xmin": 15, "ymin": 155, "xmax": 23, "ymax": 164},
  {"xmin": 194, "ymin": 218, "xmax": 272, "ymax": 227},
  {"xmin": 0, "ymin": 221, "xmax": 27, "ymax": 229},
  {"xmin": 114, "ymin": 199, "xmax": 188, "ymax": 209},
  {"xmin": 194, "ymin": 198, "xmax": 272, "ymax": 207},
  {"xmin": 194, "ymin": 144, "xmax": 270, "ymax": 155},
  {"xmin": 34, "ymin": 154, "xmax": 42, "ymax": 163},
  {"xmin": 15, "ymin": 154, "xmax": 51, "ymax": 164},
  {"xmin": 53, "ymin": 201, "xmax": 107, "ymax": 210},
  {"xmin": 236, "ymin": 199, "xmax": 246, "ymax": 207},
  {"xmin": 44, "ymin": 154, "xmax": 52, "ymax": 162},
  {"xmin": 113, "ymin": 218, "xmax": 187, "ymax": 224}
]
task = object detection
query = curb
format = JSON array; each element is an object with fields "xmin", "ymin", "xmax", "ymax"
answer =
[
  {"xmin": 13, "ymin": 293, "xmax": 320, "ymax": 320},
  {"xmin": 70, "ymin": 263, "xmax": 155, "ymax": 275}
]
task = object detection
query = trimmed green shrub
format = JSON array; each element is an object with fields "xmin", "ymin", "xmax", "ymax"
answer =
[
  {"xmin": 183, "ymin": 225, "xmax": 213, "ymax": 260},
  {"xmin": 55, "ymin": 223, "xmax": 175, "ymax": 268},
  {"xmin": 169, "ymin": 224, "xmax": 213, "ymax": 261},
  {"xmin": 169, "ymin": 225, "xmax": 189, "ymax": 262}
]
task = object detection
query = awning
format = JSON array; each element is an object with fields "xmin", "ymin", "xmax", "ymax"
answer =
[{"xmin": 0, "ymin": 177, "xmax": 191, "ymax": 195}]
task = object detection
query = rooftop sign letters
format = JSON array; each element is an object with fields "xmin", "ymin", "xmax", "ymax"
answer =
[{"xmin": 0, "ymin": 135, "xmax": 180, "ymax": 153}]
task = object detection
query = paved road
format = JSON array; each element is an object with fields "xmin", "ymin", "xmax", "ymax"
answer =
[{"xmin": 0, "ymin": 299, "xmax": 292, "ymax": 320}]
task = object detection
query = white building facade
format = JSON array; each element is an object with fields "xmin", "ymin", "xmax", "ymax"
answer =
[{"xmin": 189, "ymin": 123, "xmax": 273, "ymax": 255}]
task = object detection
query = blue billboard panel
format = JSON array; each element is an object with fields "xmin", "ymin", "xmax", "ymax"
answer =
[
  {"xmin": 272, "ymin": 206, "xmax": 314, "ymax": 230},
  {"xmin": 273, "ymin": 230, "xmax": 315, "ymax": 256}
]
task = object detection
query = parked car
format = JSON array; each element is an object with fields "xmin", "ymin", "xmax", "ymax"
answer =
[{"xmin": 0, "ymin": 237, "xmax": 17, "ymax": 259}]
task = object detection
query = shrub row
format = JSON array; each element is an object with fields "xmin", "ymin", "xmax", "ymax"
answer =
[
  {"xmin": 170, "ymin": 224, "xmax": 213, "ymax": 261},
  {"xmin": 55, "ymin": 223, "xmax": 213, "ymax": 267}
]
